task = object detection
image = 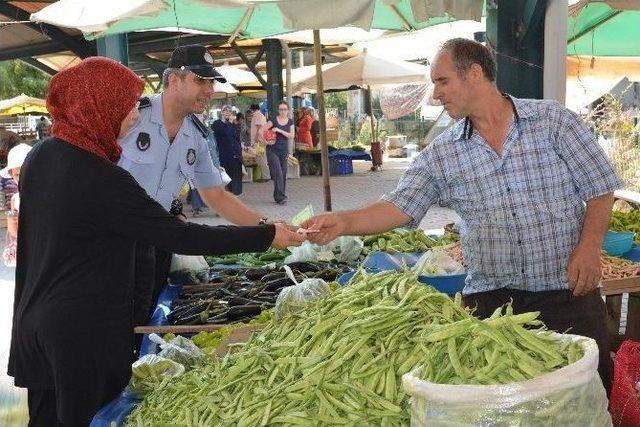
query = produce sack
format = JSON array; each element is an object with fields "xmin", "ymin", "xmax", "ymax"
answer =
[
  {"xmin": 610, "ymin": 340, "xmax": 640, "ymax": 427},
  {"xmin": 402, "ymin": 335, "xmax": 612, "ymax": 427},
  {"xmin": 149, "ymin": 333, "xmax": 205, "ymax": 368},
  {"xmin": 128, "ymin": 354, "xmax": 185, "ymax": 397},
  {"xmin": 274, "ymin": 266, "xmax": 330, "ymax": 321},
  {"xmin": 168, "ymin": 254, "xmax": 209, "ymax": 285},
  {"xmin": 413, "ymin": 248, "xmax": 464, "ymax": 276}
]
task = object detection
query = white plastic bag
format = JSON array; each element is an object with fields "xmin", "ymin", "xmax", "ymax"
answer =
[
  {"xmin": 128, "ymin": 354, "xmax": 185, "ymax": 397},
  {"xmin": 169, "ymin": 254, "xmax": 209, "ymax": 273},
  {"xmin": 169, "ymin": 255, "xmax": 210, "ymax": 285},
  {"xmin": 402, "ymin": 334, "xmax": 612, "ymax": 427},
  {"xmin": 274, "ymin": 266, "xmax": 331, "ymax": 321},
  {"xmin": 413, "ymin": 248, "xmax": 464, "ymax": 276},
  {"xmin": 149, "ymin": 333, "xmax": 205, "ymax": 368},
  {"xmin": 284, "ymin": 236, "xmax": 363, "ymax": 264},
  {"xmin": 334, "ymin": 236, "xmax": 364, "ymax": 263}
]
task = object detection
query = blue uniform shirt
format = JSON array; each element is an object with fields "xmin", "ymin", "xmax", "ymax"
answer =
[{"xmin": 118, "ymin": 94, "xmax": 223, "ymax": 211}]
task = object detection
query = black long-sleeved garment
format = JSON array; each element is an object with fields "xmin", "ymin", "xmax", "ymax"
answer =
[{"xmin": 8, "ymin": 138, "xmax": 274, "ymax": 425}]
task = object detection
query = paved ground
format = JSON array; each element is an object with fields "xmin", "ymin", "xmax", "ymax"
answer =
[
  {"xmin": 188, "ymin": 157, "xmax": 458, "ymax": 230},
  {"xmin": 0, "ymin": 156, "xmax": 458, "ymax": 425}
]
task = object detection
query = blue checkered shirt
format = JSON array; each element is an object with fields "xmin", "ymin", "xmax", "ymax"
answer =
[{"xmin": 382, "ymin": 96, "xmax": 622, "ymax": 294}]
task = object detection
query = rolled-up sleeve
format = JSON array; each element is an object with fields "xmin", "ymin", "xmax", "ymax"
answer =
[
  {"xmin": 381, "ymin": 149, "xmax": 440, "ymax": 228},
  {"xmin": 554, "ymin": 107, "xmax": 623, "ymax": 200}
]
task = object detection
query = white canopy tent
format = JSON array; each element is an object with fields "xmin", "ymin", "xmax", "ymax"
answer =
[{"xmin": 292, "ymin": 50, "xmax": 430, "ymax": 93}]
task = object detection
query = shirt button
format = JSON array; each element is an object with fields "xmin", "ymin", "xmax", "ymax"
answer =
[
  {"xmin": 521, "ymin": 268, "xmax": 525, "ymax": 274},
  {"xmin": 506, "ymin": 187, "xmax": 511, "ymax": 192},
  {"xmin": 512, "ymin": 212, "xmax": 516, "ymax": 217},
  {"xmin": 517, "ymin": 240, "xmax": 522, "ymax": 245}
]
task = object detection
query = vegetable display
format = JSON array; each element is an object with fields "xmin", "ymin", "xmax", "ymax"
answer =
[
  {"xmin": 610, "ymin": 210, "xmax": 640, "ymax": 244},
  {"xmin": 206, "ymin": 248, "xmax": 291, "ymax": 267},
  {"xmin": 361, "ymin": 230, "xmax": 458, "ymax": 255},
  {"xmin": 127, "ymin": 270, "xmax": 584, "ymax": 426},
  {"xmin": 167, "ymin": 262, "xmax": 350, "ymax": 325},
  {"xmin": 601, "ymin": 253, "xmax": 640, "ymax": 280}
]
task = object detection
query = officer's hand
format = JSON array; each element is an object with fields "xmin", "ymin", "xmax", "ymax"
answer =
[
  {"xmin": 271, "ymin": 223, "xmax": 305, "ymax": 249},
  {"xmin": 301, "ymin": 213, "xmax": 345, "ymax": 245},
  {"xmin": 567, "ymin": 243, "xmax": 602, "ymax": 296}
]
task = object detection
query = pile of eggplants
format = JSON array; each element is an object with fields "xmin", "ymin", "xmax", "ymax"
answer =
[{"xmin": 166, "ymin": 261, "xmax": 351, "ymax": 325}]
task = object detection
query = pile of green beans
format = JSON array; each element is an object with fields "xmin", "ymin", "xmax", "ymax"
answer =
[
  {"xmin": 417, "ymin": 304, "xmax": 583, "ymax": 385},
  {"xmin": 361, "ymin": 230, "xmax": 458, "ymax": 255},
  {"xmin": 127, "ymin": 270, "xmax": 583, "ymax": 426}
]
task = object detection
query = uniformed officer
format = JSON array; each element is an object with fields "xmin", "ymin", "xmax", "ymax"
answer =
[{"xmin": 119, "ymin": 44, "xmax": 276, "ymax": 328}]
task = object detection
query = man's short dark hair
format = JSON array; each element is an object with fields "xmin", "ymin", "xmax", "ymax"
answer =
[
  {"xmin": 250, "ymin": 104, "xmax": 260, "ymax": 111},
  {"xmin": 440, "ymin": 38, "xmax": 496, "ymax": 82}
]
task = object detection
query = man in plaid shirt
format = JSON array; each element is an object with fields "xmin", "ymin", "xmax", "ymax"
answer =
[{"xmin": 304, "ymin": 39, "xmax": 620, "ymax": 391}]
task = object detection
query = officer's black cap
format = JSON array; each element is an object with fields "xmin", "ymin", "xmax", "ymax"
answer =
[{"xmin": 168, "ymin": 44, "xmax": 227, "ymax": 82}]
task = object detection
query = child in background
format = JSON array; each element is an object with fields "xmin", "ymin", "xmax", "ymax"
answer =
[{"xmin": 2, "ymin": 143, "xmax": 32, "ymax": 266}]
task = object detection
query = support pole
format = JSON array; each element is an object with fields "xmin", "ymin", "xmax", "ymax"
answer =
[
  {"xmin": 486, "ymin": 0, "xmax": 546, "ymax": 98},
  {"xmin": 263, "ymin": 38, "xmax": 283, "ymax": 121},
  {"xmin": 96, "ymin": 34, "xmax": 129, "ymax": 66},
  {"xmin": 368, "ymin": 85, "xmax": 376, "ymax": 146},
  {"xmin": 313, "ymin": 30, "xmax": 332, "ymax": 212}
]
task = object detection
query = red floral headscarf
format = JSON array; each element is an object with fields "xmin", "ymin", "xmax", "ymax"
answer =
[{"xmin": 47, "ymin": 57, "xmax": 144, "ymax": 163}]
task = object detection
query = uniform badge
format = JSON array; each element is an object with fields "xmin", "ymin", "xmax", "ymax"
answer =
[
  {"xmin": 186, "ymin": 148, "xmax": 196, "ymax": 165},
  {"xmin": 136, "ymin": 132, "xmax": 151, "ymax": 151}
]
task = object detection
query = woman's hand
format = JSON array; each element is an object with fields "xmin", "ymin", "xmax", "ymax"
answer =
[{"xmin": 270, "ymin": 223, "xmax": 306, "ymax": 249}]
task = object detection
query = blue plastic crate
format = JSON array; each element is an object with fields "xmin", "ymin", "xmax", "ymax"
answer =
[
  {"xmin": 338, "ymin": 252, "xmax": 467, "ymax": 296},
  {"xmin": 329, "ymin": 157, "xmax": 353, "ymax": 175},
  {"xmin": 603, "ymin": 230, "xmax": 635, "ymax": 256}
]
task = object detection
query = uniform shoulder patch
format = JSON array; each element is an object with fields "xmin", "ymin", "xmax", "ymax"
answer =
[
  {"xmin": 138, "ymin": 97, "xmax": 151, "ymax": 110},
  {"xmin": 190, "ymin": 113, "xmax": 208, "ymax": 138}
]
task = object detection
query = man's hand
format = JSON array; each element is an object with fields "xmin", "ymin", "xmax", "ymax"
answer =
[
  {"xmin": 271, "ymin": 223, "xmax": 306, "ymax": 249},
  {"xmin": 566, "ymin": 243, "xmax": 602, "ymax": 296},
  {"xmin": 301, "ymin": 213, "xmax": 346, "ymax": 245}
]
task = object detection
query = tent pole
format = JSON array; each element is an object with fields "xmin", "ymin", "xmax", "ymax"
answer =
[
  {"xmin": 313, "ymin": 29, "xmax": 332, "ymax": 212},
  {"xmin": 368, "ymin": 85, "xmax": 375, "ymax": 146}
]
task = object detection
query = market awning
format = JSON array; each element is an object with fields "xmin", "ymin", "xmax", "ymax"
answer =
[
  {"xmin": 31, "ymin": 0, "xmax": 483, "ymax": 40},
  {"xmin": 568, "ymin": 0, "xmax": 640, "ymax": 56},
  {"xmin": 0, "ymin": 94, "xmax": 48, "ymax": 116}
]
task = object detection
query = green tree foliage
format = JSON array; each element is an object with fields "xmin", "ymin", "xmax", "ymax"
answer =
[
  {"xmin": 0, "ymin": 60, "xmax": 51, "ymax": 99},
  {"xmin": 323, "ymin": 91, "xmax": 347, "ymax": 111}
]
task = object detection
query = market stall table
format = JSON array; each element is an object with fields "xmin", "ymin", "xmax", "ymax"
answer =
[
  {"xmin": 295, "ymin": 148, "xmax": 373, "ymax": 176},
  {"xmin": 603, "ymin": 190, "xmax": 640, "ymax": 351}
]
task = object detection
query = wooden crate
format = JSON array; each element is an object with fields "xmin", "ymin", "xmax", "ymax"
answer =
[
  {"xmin": 215, "ymin": 324, "xmax": 264, "ymax": 356},
  {"xmin": 602, "ymin": 276, "xmax": 640, "ymax": 351}
]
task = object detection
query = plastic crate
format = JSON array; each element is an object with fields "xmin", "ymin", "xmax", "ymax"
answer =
[
  {"xmin": 603, "ymin": 230, "xmax": 635, "ymax": 256},
  {"xmin": 329, "ymin": 157, "xmax": 353, "ymax": 176}
]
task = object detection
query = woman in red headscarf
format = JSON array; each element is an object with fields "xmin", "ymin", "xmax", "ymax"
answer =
[{"xmin": 7, "ymin": 57, "xmax": 303, "ymax": 427}]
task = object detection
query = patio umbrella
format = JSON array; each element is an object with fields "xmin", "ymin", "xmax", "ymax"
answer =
[
  {"xmin": 0, "ymin": 94, "xmax": 48, "ymax": 116},
  {"xmin": 292, "ymin": 50, "xmax": 429, "ymax": 93},
  {"xmin": 292, "ymin": 50, "xmax": 430, "ymax": 146}
]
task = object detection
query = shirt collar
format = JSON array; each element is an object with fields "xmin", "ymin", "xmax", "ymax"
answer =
[
  {"xmin": 153, "ymin": 93, "xmax": 193, "ymax": 137},
  {"xmin": 452, "ymin": 93, "xmax": 535, "ymax": 141}
]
